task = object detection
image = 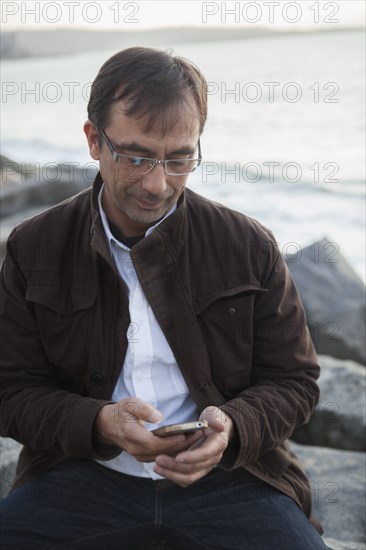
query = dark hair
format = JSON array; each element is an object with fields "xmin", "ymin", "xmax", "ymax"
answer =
[{"xmin": 87, "ymin": 47, "xmax": 207, "ymax": 137}]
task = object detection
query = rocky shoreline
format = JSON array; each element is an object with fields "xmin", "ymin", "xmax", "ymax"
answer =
[
  {"xmin": 0, "ymin": 159, "xmax": 365, "ymax": 549},
  {"xmin": 0, "ymin": 155, "xmax": 98, "ymax": 263},
  {"xmin": 2, "ymin": 27, "xmax": 360, "ymax": 60}
]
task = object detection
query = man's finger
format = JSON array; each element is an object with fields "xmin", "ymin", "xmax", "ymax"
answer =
[
  {"xmin": 155, "ymin": 434, "xmax": 225, "ymax": 472},
  {"xmin": 175, "ymin": 433, "xmax": 227, "ymax": 465},
  {"xmin": 155, "ymin": 455, "xmax": 210, "ymax": 474},
  {"xmin": 117, "ymin": 398, "xmax": 163, "ymax": 423}
]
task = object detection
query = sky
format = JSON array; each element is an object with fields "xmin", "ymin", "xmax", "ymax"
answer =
[{"xmin": 1, "ymin": 0, "xmax": 365, "ymax": 31}]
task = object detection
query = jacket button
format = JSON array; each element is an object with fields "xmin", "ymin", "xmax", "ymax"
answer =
[
  {"xmin": 228, "ymin": 307, "xmax": 236, "ymax": 316},
  {"xmin": 90, "ymin": 373, "xmax": 104, "ymax": 387}
]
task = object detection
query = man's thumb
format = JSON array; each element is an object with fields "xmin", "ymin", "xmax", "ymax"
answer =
[{"xmin": 134, "ymin": 400, "xmax": 163, "ymax": 424}]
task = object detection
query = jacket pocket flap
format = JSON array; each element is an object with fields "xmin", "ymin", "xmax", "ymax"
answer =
[
  {"xmin": 26, "ymin": 284, "xmax": 97, "ymax": 315},
  {"xmin": 194, "ymin": 283, "xmax": 267, "ymax": 314}
]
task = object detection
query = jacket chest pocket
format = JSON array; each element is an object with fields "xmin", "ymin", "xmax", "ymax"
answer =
[
  {"xmin": 25, "ymin": 284, "xmax": 97, "ymax": 387},
  {"xmin": 194, "ymin": 284, "xmax": 266, "ymax": 398}
]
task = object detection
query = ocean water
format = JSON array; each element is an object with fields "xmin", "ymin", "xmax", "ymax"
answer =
[{"xmin": 1, "ymin": 30, "xmax": 365, "ymax": 280}]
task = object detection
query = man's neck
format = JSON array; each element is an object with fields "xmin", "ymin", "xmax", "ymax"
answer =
[{"xmin": 107, "ymin": 218, "xmax": 145, "ymax": 248}]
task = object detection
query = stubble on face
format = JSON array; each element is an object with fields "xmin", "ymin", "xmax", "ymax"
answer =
[
  {"xmin": 100, "ymin": 100, "xmax": 200, "ymax": 237},
  {"xmin": 109, "ymin": 179, "xmax": 176, "ymax": 231}
]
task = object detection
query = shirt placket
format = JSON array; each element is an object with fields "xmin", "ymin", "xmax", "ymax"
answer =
[{"xmin": 129, "ymin": 282, "xmax": 156, "ymax": 406}]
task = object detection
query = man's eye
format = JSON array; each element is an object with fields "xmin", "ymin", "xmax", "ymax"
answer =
[{"xmin": 128, "ymin": 157, "xmax": 143, "ymax": 166}]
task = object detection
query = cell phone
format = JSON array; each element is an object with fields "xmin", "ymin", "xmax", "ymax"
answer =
[{"xmin": 152, "ymin": 421, "xmax": 208, "ymax": 437}]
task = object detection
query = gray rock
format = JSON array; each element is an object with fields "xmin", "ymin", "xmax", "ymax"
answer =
[
  {"xmin": 293, "ymin": 355, "xmax": 366, "ymax": 451},
  {"xmin": 290, "ymin": 442, "xmax": 366, "ymax": 549},
  {"xmin": 1, "ymin": 161, "xmax": 97, "ymax": 218},
  {"xmin": 0, "ymin": 28, "xmax": 282, "ymax": 60},
  {"xmin": 0, "ymin": 437, "xmax": 22, "ymax": 499},
  {"xmin": 285, "ymin": 238, "xmax": 366, "ymax": 366},
  {"xmin": 0, "ymin": 160, "xmax": 98, "ymax": 263}
]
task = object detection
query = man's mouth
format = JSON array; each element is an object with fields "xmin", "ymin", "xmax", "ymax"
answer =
[{"xmin": 135, "ymin": 197, "xmax": 165, "ymax": 210}]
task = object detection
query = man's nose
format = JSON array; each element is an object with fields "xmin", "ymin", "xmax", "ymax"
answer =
[{"xmin": 141, "ymin": 164, "xmax": 168, "ymax": 196}]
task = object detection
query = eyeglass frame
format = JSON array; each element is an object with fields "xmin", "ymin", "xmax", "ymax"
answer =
[{"xmin": 100, "ymin": 129, "xmax": 202, "ymax": 176}]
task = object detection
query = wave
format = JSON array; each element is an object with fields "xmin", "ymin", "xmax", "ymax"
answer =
[
  {"xmin": 1, "ymin": 142, "xmax": 364, "ymax": 199},
  {"xmin": 1, "ymin": 139, "xmax": 92, "ymax": 166},
  {"xmin": 195, "ymin": 162, "xmax": 365, "ymax": 198}
]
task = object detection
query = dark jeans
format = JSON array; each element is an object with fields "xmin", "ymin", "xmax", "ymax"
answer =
[{"xmin": 0, "ymin": 459, "xmax": 328, "ymax": 550}]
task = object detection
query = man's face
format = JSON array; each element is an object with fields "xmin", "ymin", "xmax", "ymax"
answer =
[{"xmin": 84, "ymin": 100, "xmax": 200, "ymax": 237}]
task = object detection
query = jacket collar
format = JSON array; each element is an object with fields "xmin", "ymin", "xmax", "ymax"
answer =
[
  {"xmin": 89, "ymin": 172, "xmax": 116, "ymax": 271},
  {"xmin": 89, "ymin": 171, "xmax": 189, "ymax": 269}
]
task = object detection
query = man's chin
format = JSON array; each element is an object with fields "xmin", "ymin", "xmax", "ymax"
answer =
[{"xmin": 128, "ymin": 206, "xmax": 169, "ymax": 229}]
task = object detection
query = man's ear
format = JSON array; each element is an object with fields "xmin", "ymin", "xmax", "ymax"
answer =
[{"xmin": 83, "ymin": 120, "xmax": 101, "ymax": 160}]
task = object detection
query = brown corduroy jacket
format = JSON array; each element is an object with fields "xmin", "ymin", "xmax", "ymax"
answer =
[{"xmin": 0, "ymin": 173, "xmax": 321, "ymax": 531}]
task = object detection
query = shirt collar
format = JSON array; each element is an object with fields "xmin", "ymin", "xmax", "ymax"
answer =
[{"xmin": 98, "ymin": 183, "xmax": 177, "ymax": 250}]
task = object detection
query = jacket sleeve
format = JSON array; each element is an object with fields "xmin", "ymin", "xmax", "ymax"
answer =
[
  {"xmin": 220, "ymin": 235, "xmax": 320, "ymax": 469},
  {"xmin": 0, "ymin": 230, "xmax": 120, "ymax": 460}
]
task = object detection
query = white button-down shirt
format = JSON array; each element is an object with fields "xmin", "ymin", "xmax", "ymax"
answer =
[{"xmin": 95, "ymin": 185, "xmax": 199, "ymax": 478}]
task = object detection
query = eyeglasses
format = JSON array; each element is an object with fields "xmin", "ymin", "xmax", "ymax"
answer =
[{"xmin": 101, "ymin": 129, "xmax": 202, "ymax": 176}]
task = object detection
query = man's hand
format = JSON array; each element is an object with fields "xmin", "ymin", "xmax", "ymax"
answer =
[
  {"xmin": 94, "ymin": 397, "xmax": 203, "ymax": 462},
  {"xmin": 153, "ymin": 406, "xmax": 235, "ymax": 487}
]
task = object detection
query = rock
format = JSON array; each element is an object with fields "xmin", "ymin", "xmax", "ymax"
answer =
[
  {"xmin": 1, "ymin": 28, "xmax": 279, "ymax": 60},
  {"xmin": 292, "ymin": 355, "xmax": 366, "ymax": 452},
  {"xmin": 290, "ymin": 442, "xmax": 366, "ymax": 550},
  {"xmin": 0, "ymin": 160, "xmax": 98, "ymax": 263},
  {"xmin": 285, "ymin": 238, "xmax": 366, "ymax": 366},
  {"xmin": 1, "ymin": 161, "xmax": 97, "ymax": 218},
  {"xmin": 0, "ymin": 437, "xmax": 22, "ymax": 499}
]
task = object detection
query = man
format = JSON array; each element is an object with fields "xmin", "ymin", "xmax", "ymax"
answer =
[{"xmin": 0, "ymin": 47, "xmax": 328, "ymax": 549}]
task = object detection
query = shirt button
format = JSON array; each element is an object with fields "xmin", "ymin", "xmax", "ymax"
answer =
[
  {"xmin": 90, "ymin": 372, "xmax": 104, "ymax": 387},
  {"xmin": 228, "ymin": 307, "xmax": 236, "ymax": 316}
]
